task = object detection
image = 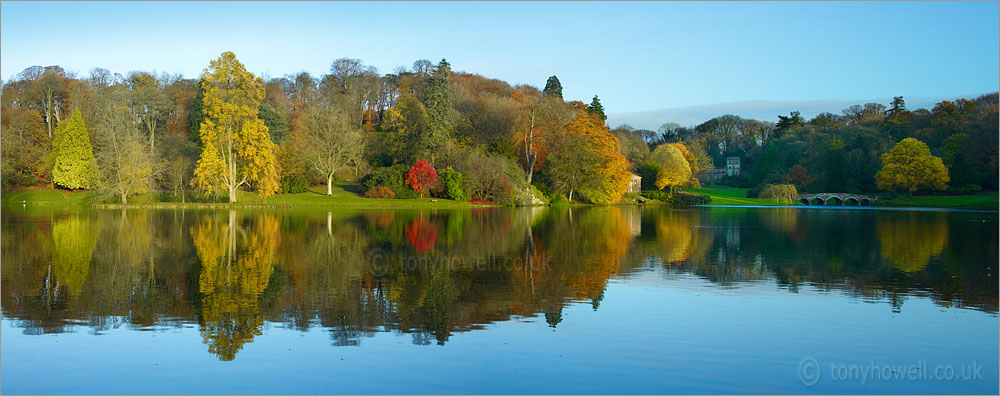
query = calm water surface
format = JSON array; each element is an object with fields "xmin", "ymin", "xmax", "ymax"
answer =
[{"xmin": 1, "ymin": 205, "xmax": 997, "ymax": 394}]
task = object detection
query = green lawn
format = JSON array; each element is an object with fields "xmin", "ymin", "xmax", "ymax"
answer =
[
  {"xmin": 877, "ymin": 193, "xmax": 999, "ymax": 210},
  {"xmin": 1, "ymin": 187, "xmax": 97, "ymax": 206},
  {"xmin": 2, "ymin": 183, "xmax": 484, "ymax": 209},
  {"xmin": 688, "ymin": 185, "xmax": 799, "ymax": 206}
]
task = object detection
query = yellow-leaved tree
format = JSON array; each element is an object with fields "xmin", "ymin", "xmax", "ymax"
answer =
[
  {"xmin": 875, "ymin": 137, "xmax": 949, "ymax": 194},
  {"xmin": 648, "ymin": 143, "xmax": 691, "ymax": 193},
  {"xmin": 193, "ymin": 52, "xmax": 279, "ymax": 203}
]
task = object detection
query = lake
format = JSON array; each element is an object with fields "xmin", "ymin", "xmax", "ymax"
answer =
[{"xmin": 1, "ymin": 205, "xmax": 997, "ymax": 394}]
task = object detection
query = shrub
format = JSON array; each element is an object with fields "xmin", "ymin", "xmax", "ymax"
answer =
[
  {"xmin": 364, "ymin": 186, "xmax": 395, "ymax": 199},
  {"xmin": 952, "ymin": 184, "xmax": 982, "ymax": 195},
  {"xmin": 281, "ymin": 174, "xmax": 310, "ymax": 194},
  {"xmin": 640, "ymin": 190, "xmax": 671, "ymax": 202},
  {"xmin": 641, "ymin": 190, "xmax": 710, "ymax": 205},
  {"xmin": 361, "ymin": 164, "xmax": 417, "ymax": 199},
  {"xmin": 434, "ymin": 167, "xmax": 469, "ymax": 201},
  {"xmin": 672, "ymin": 192, "xmax": 711, "ymax": 205},
  {"xmin": 549, "ymin": 193, "xmax": 568, "ymax": 206}
]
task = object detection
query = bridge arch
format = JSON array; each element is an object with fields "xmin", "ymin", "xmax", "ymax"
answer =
[
  {"xmin": 844, "ymin": 197, "xmax": 860, "ymax": 206},
  {"xmin": 810, "ymin": 197, "xmax": 825, "ymax": 205},
  {"xmin": 826, "ymin": 196, "xmax": 843, "ymax": 205}
]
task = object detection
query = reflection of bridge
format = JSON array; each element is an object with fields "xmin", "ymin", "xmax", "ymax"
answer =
[{"xmin": 798, "ymin": 193, "xmax": 877, "ymax": 206}]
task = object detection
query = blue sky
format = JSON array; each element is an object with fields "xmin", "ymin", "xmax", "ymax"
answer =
[{"xmin": 2, "ymin": 1, "xmax": 997, "ymax": 113}]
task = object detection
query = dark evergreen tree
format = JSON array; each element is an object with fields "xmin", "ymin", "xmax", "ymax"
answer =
[
  {"xmin": 542, "ymin": 75, "xmax": 563, "ymax": 100},
  {"xmin": 258, "ymin": 102, "xmax": 288, "ymax": 144},
  {"xmin": 586, "ymin": 95, "xmax": 607, "ymax": 121},
  {"xmin": 776, "ymin": 111, "xmax": 804, "ymax": 133},
  {"xmin": 424, "ymin": 59, "xmax": 453, "ymax": 163},
  {"xmin": 825, "ymin": 137, "xmax": 847, "ymax": 191}
]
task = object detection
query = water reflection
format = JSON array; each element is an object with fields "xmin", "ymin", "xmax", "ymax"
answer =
[{"xmin": 1, "ymin": 206, "xmax": 996, "ymax": 361}]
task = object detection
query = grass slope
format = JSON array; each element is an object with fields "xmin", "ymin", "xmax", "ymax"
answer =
[{"xmin": 689, "ymin": 185, "xmax": 797, "ymax": 206}]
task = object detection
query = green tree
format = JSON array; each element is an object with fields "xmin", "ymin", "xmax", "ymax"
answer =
[
  {"xmin": 775, "ymin": 111, "xmax": 804, "ymax": 133},
  {"xmin": 875, "ymin": 138, "xmax": 950, "ymax": 193},
  {"xmin": 825, "ymin": 137, "xmax": 846, "ymax": 192},
  {"xmin": 424, "ymin": 59, "xmax": 453, "ymax": 163},
  {"xmin": 52, "ymin": 110, "xmax": 97, "ymax": 189},
  {"xmin": 751, "ymin": 144, "xmax": 783, "ymax": 186},
  {"xmin": 258, "ymin": 102, "xmax": 288, "ymax": 143},
  {"xmin": 542, "ymin": 75, "xmax": 563, "ymax": 100},
  {"xmin": 942, "ymin": 133, "xmax": 971, "ymax": 187},
  {"xmin": 586, "ymin": 95, "xmax": 607, "ymax": 121},
  {"xmin": 192, "ymin": 52, "xmax": 280, "ymax": 202}
]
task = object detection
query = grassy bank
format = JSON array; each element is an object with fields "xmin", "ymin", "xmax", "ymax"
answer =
[
  {"xmin": 2, "ymin": 183, "xmax": 485, "ymax": 209},
  {"xmin": 690, "ymin": 185, "xmax": 998, "ymax": 210},
  {"xmin": 876, "ymin": 193, "xmax": 998, "ymax": 210},
  {"xmin": 688, "ymin": 185, "xmax": 799, "ymax": 206}
]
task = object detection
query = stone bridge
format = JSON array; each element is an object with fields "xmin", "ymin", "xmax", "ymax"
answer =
[{"xmin": 798, "ymin": 193, "xmax": 877, "ymax": 206}]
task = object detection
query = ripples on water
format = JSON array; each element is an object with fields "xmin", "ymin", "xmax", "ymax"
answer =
[{"xmin": 1, "ymin": 205, "xmax": 997, "ymax": 394}]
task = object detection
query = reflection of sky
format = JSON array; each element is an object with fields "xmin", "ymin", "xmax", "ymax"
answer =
[{"xmin": 3, "ymin": 269, "xmax": 997, "ymax": 394}]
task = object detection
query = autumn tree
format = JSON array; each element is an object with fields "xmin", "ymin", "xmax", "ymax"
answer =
[
  {"xmin": 668, "ymin": 142, "xmax": 699, "ymax": 187},
  {"xmin": 192, "ymin": 52, "xmax": 280, "ymax": 202},
  {"xmin": 52, "ymin": 110, "xmax": 97, "ymax": 190},
  {"xmin": 875, "ymin": 138, "xmax": 949, "ymax": 194},
  {"xmin": 647, "ymin": 143, "xmax": 691, "ymax": 192},
  {"xmin": 406, "ymin": 160, "xmax": 437, "ymax": 197},
  {"xmin": 512, "ymin": 89, "xmax": 567, "ymax": 183},
  {"xmin": 304, "ymin": 103, "xmax": 366, "ymax": 195},
  {"xmin": 383, "ymin": 93, "xmax": 429, "ymax": 163},
  {"xmin": 545, "ymin": 106, "xmax": 629, "ymax": 203},
  {"xmin": 1, "ymin": 107, "xmax": 49, "ymax": 188},
  {"xmin": 786, "ymin": 164, "xmax": 811, "ymax": 186},
  {"xmin": 542, "ymin": 76, "xmax": 563, "ymax": 100}
]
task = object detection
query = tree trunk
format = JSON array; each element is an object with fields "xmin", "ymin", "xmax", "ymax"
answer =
[
  {"xmin": 121, "ymin": 191, "xmax": 127, "ymax": 204},
  {"xmin": 568, "ymin": 189, "xmax": 574, "ymax": 202},
  {"xmin": 327, "ymin": 175, "xmax": 333, "ymax": 195},
  {"xmin": 229, "ymin": 183, "xmax": 237, "ymax": 203}
]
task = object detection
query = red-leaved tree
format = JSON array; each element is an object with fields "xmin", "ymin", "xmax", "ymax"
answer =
[{"xmin": 405, "ymin": 160, "xmax": 437, "ymax": 197}]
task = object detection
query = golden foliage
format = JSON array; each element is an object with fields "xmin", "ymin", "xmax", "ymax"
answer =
[
  {"xmin": 875, "ymin": 138, "xmax": 949, "ymax": 193},
  {"xmin": 649, "ymin": 144, "xmax": 691, "ymax": 191},
  {"xmin": 192, "ymin": 52, "xmax": 279, "ymax": 202}
]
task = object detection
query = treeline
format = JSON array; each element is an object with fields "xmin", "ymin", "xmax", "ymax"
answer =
[
  {"xmin": 3, "ymin": 53, "xmax": 996, "ymax": 204},
  {"xmin": 1, "ymin": 53, "xmax": 634, "ymax": 205},
  {"xmin": 613, "ymin": 94, "xmax": 999, "ymax": 195}
]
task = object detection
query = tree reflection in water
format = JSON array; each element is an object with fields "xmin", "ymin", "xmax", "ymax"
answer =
[{"xmin": 1, "ymin": 206, "xmax": 996, "ymax": 361}]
